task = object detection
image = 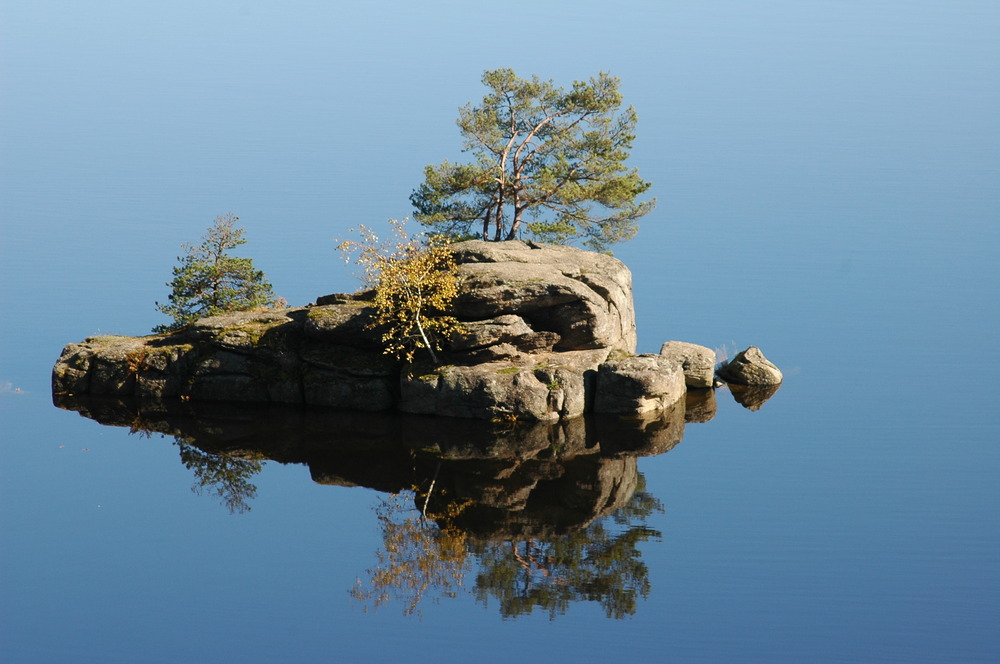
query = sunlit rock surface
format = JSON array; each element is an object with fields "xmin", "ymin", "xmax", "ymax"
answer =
[
  {"xmin": 594, "ymin": 355, "xmax": 686, "ymax": 415},
  {"xmin": 659, "ymin": 340, "xmax": 717, "ymax": 388},
  {"xmin": 450, "ymin": 240, "xmax": 637, "ymax": 353},
  {"xmin": 716, "ymin": 345, "xmax": 783, "ymax": 386},
  {"xmin": 52, "ymin": 240, "xmax": 721, "ymax": 420}
]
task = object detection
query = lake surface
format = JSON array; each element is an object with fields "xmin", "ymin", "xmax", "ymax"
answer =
[{"xmin": 2, "ymin": 1, "xmax": 998, "ymax": 662}]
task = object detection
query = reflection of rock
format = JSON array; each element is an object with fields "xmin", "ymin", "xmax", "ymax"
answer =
[
  {"xmin": 53, "ymin": 393, "xmax": 686, "ymax": 538},
  {"xmin": 684, "ymin": 388, "xmax": 717, "ymax": 423},
  {"xmin": 716, "ymin": 346, "xmax": 783, "ymax": 385},
  {"xmin": 593, "ymin": 398, "xmax": 686, "ymax": 458},
  {"xmin": 57, "ymin": 392, "xmax": 678, "ymax": 619},
  {"xmin": 464, "ymin": 481, "xmax": 663, "ymax": 620},
  {"xmin": 728, "ymin": 382, "xmax": 781, "ymax": 411},
  {"xmin": 443, "ymin": 454, "xmax": 640, "ymax": 538},
  {"xmin": 659, "ymin": 341, "xmax": 716, "ymax": 388}
]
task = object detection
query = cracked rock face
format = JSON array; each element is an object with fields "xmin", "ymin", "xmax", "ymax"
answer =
[{"xmin": 449, "ymin": 240, "xmax": 636, "ymax": 354}]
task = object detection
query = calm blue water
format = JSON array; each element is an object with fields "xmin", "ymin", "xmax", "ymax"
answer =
[{"xmin": 2, "ymin": 1, "xmax": 998, "ymax": 662}]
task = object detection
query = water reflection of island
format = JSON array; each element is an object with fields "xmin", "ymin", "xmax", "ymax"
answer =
[{"xmin": 54, "ymin": 392, "xmax": 714, "ymax": 618}]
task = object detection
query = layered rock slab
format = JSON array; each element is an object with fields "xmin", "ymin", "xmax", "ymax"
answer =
[{"xmin": 450, "ymin": 240, "xmax": 636, "ymax": 354}]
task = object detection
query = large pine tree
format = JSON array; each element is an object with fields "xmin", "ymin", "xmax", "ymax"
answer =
[{"xmin": 411, "ymin": 69, "xmax": 655, "ymax": 252}]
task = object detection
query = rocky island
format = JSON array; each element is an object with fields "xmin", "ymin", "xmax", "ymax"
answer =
[{"xmin": 52, "ymin": 240, "xmax": 780, "ymax": 421}]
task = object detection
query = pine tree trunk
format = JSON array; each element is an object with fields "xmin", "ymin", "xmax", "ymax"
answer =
[{"xmin": 506, "ymin": 202, "xmax": 524, "ymax": 240}]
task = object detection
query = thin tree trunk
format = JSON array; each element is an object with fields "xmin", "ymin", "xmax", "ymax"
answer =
[
  {"xmin": 413, "ymin": 309, "xmax": 438, "ymax": 364},
  {"xmin": 492, "ymin": 187, "xmax": 505, "ymax": 241},
  {"xmin": 422, "ymin": 460, "xmax": 441, "ymax": 518},
  {"xmin": 482, "ymin": 206, "xmax": 492, "ymax": 240}
]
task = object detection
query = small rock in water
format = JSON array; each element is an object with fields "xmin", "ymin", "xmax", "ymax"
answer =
[{"xmin": 716, "ymin": 346, "xmax": 783, "ymax": 385}]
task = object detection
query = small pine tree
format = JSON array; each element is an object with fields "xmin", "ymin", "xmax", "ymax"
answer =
[
  {"xmin": 154, "ymin": 214, "xmax": 280, "ymax": 333},
  {"xmin": 337, "ymin": 218, "xmax": 462, "ymax": 364}
]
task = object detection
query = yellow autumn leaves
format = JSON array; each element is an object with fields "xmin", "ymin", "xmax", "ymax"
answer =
[{"xmin": 337, "ymin": 218, "xmax": 463, "ymax": 364}]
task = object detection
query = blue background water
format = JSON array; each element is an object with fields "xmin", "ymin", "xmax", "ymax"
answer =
[{"xmin": 2, "ymin": 1, "xmax": 998, "ymax": 662}]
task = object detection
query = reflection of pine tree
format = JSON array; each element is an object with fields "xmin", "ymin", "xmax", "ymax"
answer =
[
  {"xmin": 175, "ymin": 439, "xmax": 264, "ymax": 514},
  {"xmin": 470, "ymin": 476, "xmax": 664, "ymax": 620}
]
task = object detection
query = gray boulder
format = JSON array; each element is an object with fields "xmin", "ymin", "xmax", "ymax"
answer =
[
  {"xmin": 659, "ymin": 340, "xmax": 717, "ymax": 388},
  {"xmin": 716, "ymin": 346, "xmax": 783, "ymax": 385},
  {"xmin": 450, "ymin": 240, "xmax": 636, "ymax": 354},
  {"xmin": 398, "ymin": 359, "xmax": 592, "ymax": 422},
  {"xmin": 54, "ymin": 335, "xmax": 148, "ymax": 397},
  {"xmin": 399, "ymin": 362, "xmax": 553, "ymax": 421},
  {"xmin": 397, "ymin": 348, "xmax": 610, "ymax": 421},
  {"xmin": 594, "ymin": 354, "xmax": 686, "ymax": 415}
]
